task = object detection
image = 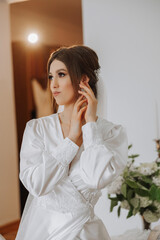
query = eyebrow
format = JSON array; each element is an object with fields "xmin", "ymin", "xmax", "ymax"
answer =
[{"xmin": 49, "ymin": 69, "xmax": 67, "ymax": 75}]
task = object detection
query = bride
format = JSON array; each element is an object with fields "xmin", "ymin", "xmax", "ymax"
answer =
[{"xmin": 15, "ymin": 45, "xmax": 128, "ymax": 240}]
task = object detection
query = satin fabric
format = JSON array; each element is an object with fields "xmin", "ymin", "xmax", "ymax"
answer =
[{"xmin": 15, "ymin": 113, "xmax": 128, "ymax": 240}]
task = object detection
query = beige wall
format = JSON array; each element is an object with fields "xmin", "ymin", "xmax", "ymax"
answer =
[
  {"xmin": 10, "ymin": 1, "xmax": 83, "ymax": 46},
  {"xmin": 0, "ymin": 1, "xmax": 20, "ymax": 226},
  {"xmin": 0, "ymin": 0, "xmax": 82, "ymax": 227}
]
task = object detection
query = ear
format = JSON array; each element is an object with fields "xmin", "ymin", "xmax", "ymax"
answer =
[{"xmin": 80, "ymin": 75, "xmax": 89, "ymax": 84}]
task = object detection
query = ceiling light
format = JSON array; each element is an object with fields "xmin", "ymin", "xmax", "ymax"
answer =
[{"xmin": 27, "ymin": 33, "xmax": 38, "ymax": 44}]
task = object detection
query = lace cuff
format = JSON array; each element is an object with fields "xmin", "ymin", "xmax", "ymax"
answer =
[
  {"xmin": 50, "ymin": 137, "xmax": 79, "ymax": 167},
  {"xmin": 82, "ymin": 121, "xmax": 103, "ymax": 150}
]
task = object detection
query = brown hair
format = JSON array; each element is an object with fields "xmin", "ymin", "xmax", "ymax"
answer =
[{"xmin": 47, "ymin": 45, "xmax": 101, "ymax": 112}]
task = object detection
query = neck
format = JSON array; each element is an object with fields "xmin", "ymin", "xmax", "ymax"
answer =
[{"xmin": 58, "ymin": 104, "xmax": 86, "ymax": 126}]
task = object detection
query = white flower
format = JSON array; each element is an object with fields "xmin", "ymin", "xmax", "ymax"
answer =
[
  {"xmin": 153, "ymin": 200, "xmax": 160, "ymax": 213},
  {"xmin": 152, "ymin": 176, "xmax": 160, "ymax": 187},
  {"xmin": 107, "ymin": 176, "xmax": 124, "ymax": 194},
  {"xmin": 135, "ymin": 194, "xmax": 152, "ymax": 208},
  {"xmin": 129, "ymin": 164, "xmax": 138, "ymax": 172},
  {"xmin": 157, "ymin": 158, "xmax": 160, "ymax": 163},
  {"xmin": 143, "ymin": 209, "xmax": 159, "ymax": 223},
  {"xmin": 130, "ymin": 197, "xmax": 139, "ymax": 208},
  {"xmin": 121, "ymin": 200, "xmax": 130, "ymax": 210},
  {"xmin": 137, "ymin": 162, "xmax": 158, "ymax": 176}
]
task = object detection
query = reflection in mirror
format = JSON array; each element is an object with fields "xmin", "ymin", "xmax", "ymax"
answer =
[{"xmin": 0, "ymin": 0, "xmax": 82, "ymax": 239}]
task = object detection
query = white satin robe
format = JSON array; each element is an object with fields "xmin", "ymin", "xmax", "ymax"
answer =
[{"xmin": 15, "ymin": 112, "xmax": 128, "ymax": 240}]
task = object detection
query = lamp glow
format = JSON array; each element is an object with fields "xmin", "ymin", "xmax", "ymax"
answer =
[{"xmin": 28, "ymin": 33, "xmax": 38, "ymax": 44}]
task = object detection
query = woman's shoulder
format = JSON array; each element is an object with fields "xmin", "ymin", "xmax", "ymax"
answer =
[
  {"xmin": 98, "ymin": 116, "xmax": 121, "ymax": 129},
  {"xmin": 24, "ymin": 114, "xmax": 57, "ymax": 137},
  {"xmin": 24, "ymin": 113, "xmax": 58, "ymax": 137},
  {"xmin": 98, "ymin": 116, "xmax": 127, "ymax": 139},
  {"xmin": 26, "ymin": 113, "xmax": 57, "ymax": 127}
]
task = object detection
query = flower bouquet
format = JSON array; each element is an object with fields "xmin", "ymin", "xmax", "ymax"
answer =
[{"xmin": 107, "ymin": 144, "xmax": 160, "ymax": 230}]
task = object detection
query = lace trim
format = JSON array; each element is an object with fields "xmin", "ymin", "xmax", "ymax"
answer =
[
  {"xmin": 82, "ymin": 121, "xmax": 104, "ymax": 150},
  {"xmin": 33, "ymin": 179, "xmax": 92, "ymax": 218},
  {"xmin": 50, "ymin": 137, "xmax": 79, "ymax": 167}
]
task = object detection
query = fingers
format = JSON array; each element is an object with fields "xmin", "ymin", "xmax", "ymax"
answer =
[
  {"xmin": 77, "ymin": 98, "xmax": 88, "ymax": 111},
  {"xmin": 76, "ymin": 94, "xmax": 86, "ymax": 105},
  {"xmin": 76, "ymin": 95, "xmax": 83, "ymax": 102},
  {"xmin": 78, "ymin": 89, "xmax": 91, "ymax": 101},
  {"xmin": 79, "ymin": 82, "xmax": 94, "ymax": 98},
  {"xmin": 78, "ymin": 105, "xmax": 87, "ymax": 119},
  {"xmin": 80, "ymin": 105, "xmax": 87, "ymax": 112}
]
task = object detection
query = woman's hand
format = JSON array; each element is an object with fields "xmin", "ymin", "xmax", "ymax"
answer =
[
  {"xmin": 78, "ymin": 77, "xmax": 98, "ymax": 123},
  {"xmin": 68, "ymin": 95, "xmax": 87, "ymax": 143}
]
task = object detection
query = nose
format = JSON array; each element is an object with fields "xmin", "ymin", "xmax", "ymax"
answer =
[{"xmin": 50, "ymin": 76, "xmax": 59, "ymax": 90}]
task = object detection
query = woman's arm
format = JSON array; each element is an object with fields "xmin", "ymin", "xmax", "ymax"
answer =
[
  {"xmin": 19, "ymin": 119, "xmax": 79, "ymax": 197},
  {"xmin": 79, "ymin": 120, "xmax": 128, "ymax": 189}
]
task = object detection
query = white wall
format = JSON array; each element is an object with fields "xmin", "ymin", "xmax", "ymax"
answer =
[
  {"xmin": 0, "ymin": 1, "xmax": 20, "ymax": 225},
  {"xmin": 82, "ymin": 0, "xmax": 160, "ymax": 236}
]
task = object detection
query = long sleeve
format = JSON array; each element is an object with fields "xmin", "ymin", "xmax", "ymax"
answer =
[
  {"xmin": 80, "ymin": 120, "xmax": 128, "ymax": 190},
  {"xmin": 19, "ymin": 119, "xmax": 79, "ymax": 197}
]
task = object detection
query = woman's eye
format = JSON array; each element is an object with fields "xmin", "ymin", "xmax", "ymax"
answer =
[
  {"xmin": 58, "ymin": 72, "xmax": 65, "ymax": 77},
  {"xmin": 48, "ymin": 72, "xmax": 65, "ymax": 80},
  {"xmin": 48, "ymin": 75, "xmax": 53, "ymax": 80}
]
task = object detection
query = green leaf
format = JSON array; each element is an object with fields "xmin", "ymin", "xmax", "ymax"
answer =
[
  {"xmin": 156, "ymin": 188, "xmax": 160, "ymax": 201},
  {"xmin": 133, "ymin": 207, "xmax": 140, "ymax": 216},
  {"xmin": 110, "ymin": 199, "xmax": 118, "ymax": 212},
  {"xmin": 153, "ymin": 170, "xmax": 160, "ymax": 176},
  {"xmin": 126, "ymin": 179, "xmax": 140, "ymax": 189},
  {"xmin": 128, "ymin": 144, "xmax": 133, "ymax": 150},
  {"xmin": 121, "ymin": 183, "xmax": 127, "ymax": 198},
  {"xmin": 108, "ymin": 196, "xmax": 118, "ymax": 201},
  {"xmin": 128, "ymin": 154, "xmax": 140, "ymax": 159},
  {"xmin": 116, "ymin": 194, "xmax": 125, "ymax": 201},
  {"xmin": 117, "ymin": 206, "xmax": 121, "ymax": 217},
  {"xmin": 130, "ymin": 171, "xmax": 143, "ymax": 177},
  {"xmin": 123, "ymin": 169, "xmax": 129, "ymax": 178},
  {"xmin": 127, "ymin": 207, "xmax": 133, "ymax": 218},
  {"xmin": 141, "ymin": 176, "xmax": 152, "ymax": 184},
  {"xmin": 148, "ymin": 205, "xmax": 158, "ymax": 212},
  {"xmin": 127, "ymin": 189, "xmax": 134, "ymax": 201},
  {"xmin": 138, "ymin": 183, "xmax": 149, "ymax": 190},
  {"xmin": 135, "ymin": 188, "xmax": 150, "ymax": 197},
  {"xmin": 149, "ymin": 185, "xmax": 157, "ymax": 200},
  {"xmin": 126, "ymin": 178, "xmax": 148, "ymax": 190}
]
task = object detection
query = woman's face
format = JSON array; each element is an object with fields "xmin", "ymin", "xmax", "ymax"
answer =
[{"xmin": 49, "ymin": 59, "xmax": 77, "ymax": 106}]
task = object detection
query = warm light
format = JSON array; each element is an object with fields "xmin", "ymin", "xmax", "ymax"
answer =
[{"xmin": 27, "ymin": 33, "xmax": 38, "ymax": 44}]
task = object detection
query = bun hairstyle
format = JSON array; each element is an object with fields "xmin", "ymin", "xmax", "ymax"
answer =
[{"xmin": 47, "ymin": 45, "xmax": 101, "ymax": 112}]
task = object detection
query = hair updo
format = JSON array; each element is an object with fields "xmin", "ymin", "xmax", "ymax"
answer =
[{"xmin": 47, "ymin": 45, "xmax": 101, "ymax": 112}]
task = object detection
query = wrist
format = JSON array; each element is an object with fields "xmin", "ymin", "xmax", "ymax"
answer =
[
  {"xmin": 86, "ymin": 119, "xmax": 96, "ymax": 123},
  {"xmin": 68, "ymin": 135, "xmax": 79, "ymax": 144},
  {"xmin": 86, "ymin": 116, "xmax": 98, "ymax": 123}
]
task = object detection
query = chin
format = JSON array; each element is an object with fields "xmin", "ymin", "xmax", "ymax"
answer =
[
  {"xmin": 54, "ymin": 95, "xmax": 76, "ymax": 106},
  {"xmin": 55, "ymin": 99, "xmax": 69, "ymax": 106},
  {"xmin": 55, "ymin": 100, "xmax": 64, "ymax": 105}
]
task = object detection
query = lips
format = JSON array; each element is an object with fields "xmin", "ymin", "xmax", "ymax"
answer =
[{"xmin": 53, "ymin": 92, "xmax": 60, "ymax": 96}]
